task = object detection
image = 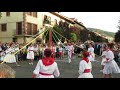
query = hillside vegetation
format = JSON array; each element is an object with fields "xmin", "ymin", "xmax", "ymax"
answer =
[{"xmin": 87, "ymin": 28, "xmax": 115, "ymax": 38}]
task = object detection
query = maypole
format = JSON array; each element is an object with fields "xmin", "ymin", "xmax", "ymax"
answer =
[
  {"xmin": 49, "ymin": 28, "xmax": 52, "ymax": 48},
  {"xmin": 44, "ymin": 24, "xmax": 54, "ymax": 52}
]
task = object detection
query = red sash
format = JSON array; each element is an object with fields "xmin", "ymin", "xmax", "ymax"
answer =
[
  {"xmin": 39, "ymin": 72, "xmax": 53, "ymax": 76},
  {"xmin": 83, "ymin": 69, "xmax": 90, "ymax": 73}
]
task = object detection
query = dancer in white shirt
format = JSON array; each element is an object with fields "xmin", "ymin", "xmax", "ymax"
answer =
[
  {"xmin": 100, "ymin": 47, "xmax": 107, "ymax": 72},
  {"xmin": 4, "ymin": 43, "xmax": 20, "ymax": 66},
  {"xmin": 59, "ymin": 45, "xmax": 63, "ymax": 59},
  {"xmin": 78, "ymin": 51, "xmax": 93, "ymax": 78},
  {"xmin": 103, "ymin": 44, "xmax": 120, "ymax": 78},
  {"xmin": 88, "ymin": 43, "xmax": 95, "ymax": 61},
  {"xmin": 27, "ymin": 43, "xmax": 35, "ymax": 65},
  {"xmin": 32, "ymin": 48, "xmax": 60, "ymax": 78},
  {"xmin": 66, "ymin": 43, "xmax": 74, "ymax": 63}
]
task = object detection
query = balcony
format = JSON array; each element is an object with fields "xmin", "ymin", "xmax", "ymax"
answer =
[
  {"xmin": 14, "ymin": 29, "xmax": 23, "ymax": 36},
  {"xmin": 14, "ymin": 29, "xmax": 38, "ymax": 37}
]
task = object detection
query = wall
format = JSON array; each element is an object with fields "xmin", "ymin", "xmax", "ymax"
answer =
[{"xmin": 0, "ymin": 12, "xmax": 24, "ymax": 42}]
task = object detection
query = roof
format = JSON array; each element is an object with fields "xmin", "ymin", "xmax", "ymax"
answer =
[{"xmin": 50, "ymin": 12, "xmax": 87, "ymax": 29}]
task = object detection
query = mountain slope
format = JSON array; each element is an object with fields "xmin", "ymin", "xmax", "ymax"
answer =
[{"xmin": 87, "ymin": 28, "xmax": 115, "ymax": 38}]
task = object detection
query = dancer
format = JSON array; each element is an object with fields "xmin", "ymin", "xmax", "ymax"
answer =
[
  {"xmin": 88, "ymin": 43, "xmax": 95, "ymax": 61},
  {"xmin": 66, "ymin": 43, "xmax": 74, "ymax": 63},
  {"xmin": 78, "ymin": 51, "xmax": 93, "ymax": 78},
  {"xmin": 100, "ymin": 47, "xmax": 107, "ymax": 72},
  {"xmin": 59, "ymin": 45, "xmax": 63, "ymax": 59},
  {"xmin": 27, "ymin": 43, "xmax": 35, "ymax": 65},
  {"xmin": 32, "ymin": 48, "xmax": 60, "ymax": 78},
  {"xmin": 4, "ymin": 43, "xmax": 20, "ymax": 66},
  {"xmin": 102, "ymin": 44, "xmax": 120, "ymax": 78}
]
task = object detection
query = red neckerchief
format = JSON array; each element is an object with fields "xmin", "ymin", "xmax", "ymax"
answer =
[
  {"xmin": 42, "ymin": 57, "xmax": 54, "ymax": 66},
  {"xmin": 108, "ymin": 48, "xmax": 112, "ymax": 51},
  {"xmin": 82, "ymin": 57, "xmax": 89, "ymax": 63}
]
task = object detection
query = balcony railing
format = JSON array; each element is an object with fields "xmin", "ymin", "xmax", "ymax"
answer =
[
  {"xmin": 15, "ymin": 29, "xmax": 23, "ymax": 35},
  {"xmin": 14, "ymin": 29, "xmax": 38, "ymax": 36}
]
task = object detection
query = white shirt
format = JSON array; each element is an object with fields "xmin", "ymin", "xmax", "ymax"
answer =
[
  {"xmin": 33, "ymin": 60, "xmax": 60, "ymax": 78},
  {"xmin": 59, "ymin": 47, "xmax": 63, "ymax": 52},
  {"xmin": 88, "ymin": 47, "xmax": 94, "ymax": 54},
  {"xmin": 105, "ymin": 50, "xmax": 114, "ymax": 60},
  {"xmin": 66, "ymin": 45, "xmax": 74, "ymax": 52},
  {"xmin": 27, "ymin": 46, "xmax": 34, "ymax": 52},
  {"xmin": 78, "ymin": 60, "xmax": 93, "ymax": 78},
  {"xmin": 0, "ymin": 46, "xmax": 2, "ymax": 51},
  {"xmin": 101, "ymin": 51, "xmax": 107, "ymax": 58}
]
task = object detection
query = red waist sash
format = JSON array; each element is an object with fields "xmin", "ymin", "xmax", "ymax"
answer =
[
  {"xmin": 83, "ymin": 69, "xmax": 90, "ymax": 73},
  {"xmin": 39, "ymin": 72, "xmax": 53, "ymax": 76}
]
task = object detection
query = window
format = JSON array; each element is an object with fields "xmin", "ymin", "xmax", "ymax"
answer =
[
  {"xmin": 33, "ymin": 12, "xmax": 37, "ymax": 17},
  {"xmin": 1, "ymin": 24, "xmax": 7, "ymax": 31},
  {"xmin": 27, "ymin": 23, "xmax": 32, "ymax": 35},
  {"xmin": 33, "ymin": 24, "xmax": 37, "ymax": 35},
  {"xmin": 27, "ymin": 12, "xmax": 31, "ymax": 15},
  {"xmin": 27, "ymin": 12, "xmax": 37, "ymax": 17},
  {"xmin": 16, "ymin": 22, "xmax": 22, "ymax": 35},
  {"xmin": 6, "ymin": 12, "xmax": 10, "ymax": 16}
]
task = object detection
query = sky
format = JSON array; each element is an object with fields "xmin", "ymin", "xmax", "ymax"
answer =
[{"xmin": 60, "ymin": 12, "xmax": 120, "ymax": 33}]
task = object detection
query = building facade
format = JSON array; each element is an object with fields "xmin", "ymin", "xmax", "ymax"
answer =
[{"xmin": 0, "ymin": 12, "xmax": 86, "ymax": 43}]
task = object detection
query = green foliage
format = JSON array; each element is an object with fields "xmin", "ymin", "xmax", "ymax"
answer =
[
  {"xmin": 58, "ymin": 21, "xmax": 72, "ymax": 41},
  {"xmin": 115, "ymin": 30, "xmax": 120, "ymax": 42},
  {"xmin": 88, "ymin": 28, "xmax": 115, "ymax": 38},
  {"xmin": 70, "ymin": 33, "xmax": 77, "ymax": 42},
  {"xmin": 52, "ymin": 25, "xmax": 63, "ymax": 43},
  {"xmin": 43, "ymin": 25, "xmax": 63, "ymax": 44},
  {"xmin": 79, "ymin": 29, "xmax": 89, "ymax": 42},
  {"xmin": 115, "ymin": 19, "xmax": 120, "ymax": 42},
  {"xmin": 89, "ymin": 30, "xmax": 108, "ymax": 42}
]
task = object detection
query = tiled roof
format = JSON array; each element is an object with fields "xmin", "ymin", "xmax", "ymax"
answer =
[{"xmin": 50, "ymin": 12, "xmax": 86, "ymax": 29}]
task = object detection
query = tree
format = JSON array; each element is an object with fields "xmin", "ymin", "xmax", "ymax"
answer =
[
  {"xmin": 115, "ymin": 18, "xmax": 120, "ymax": 42},
  {"xmin": 115, "ymin": 30, "xmax": 120, "ymax": 42},
  {"xmin": 79, "ymin": 29, "xmax": 89, "ymax": 42},
  {"xmin": 70, "ymin": 33, "xmax": 77, "ymax": 42},
  {"xmin": 69, "ymin": 24, "xmax": 82, "ymax": 40},
  {"xmin": 42, "ymin": 25, "xmax": 63, "ymax": 44},
  {"xmin": 52, "ymin": 25, "xmax": 63, "ymax": 43},
  {"xmin": 58, "ymin": 21, "xmax": 72, "ymax": 41}
]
